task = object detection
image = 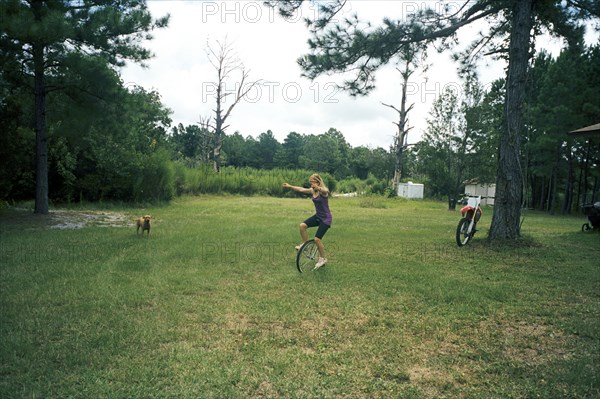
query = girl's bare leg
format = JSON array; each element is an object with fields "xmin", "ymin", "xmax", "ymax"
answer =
[
  {"xmin": 299, "ymin": 223, "xmax": 309, "ymax": 243},
  {"xmin": 314, "ymin": 237, "xmax": 326, "ymax": 259}
]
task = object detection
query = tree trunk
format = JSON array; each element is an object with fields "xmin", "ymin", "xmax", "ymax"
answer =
[
  {"xmin": 213, "ymin": 137, "xmax": 222, "ymax": 173},
  {"xmin": 488, "ymin": 0, "xmax": 533, "ymax": 241},
  {"xmin": 530, "ymin": 175, "xmax": 538, "ymax": 209},
  {"xmin": 576, "ymin": 158, "xmax": 583, "ymax": 211},
  {"xmin": 213, "ymin": 126, "xmax": 222, "ymax": 173},
  {"xmin": 33, "ymin": 1, "xmax": 48, "ymax": 214},
  {"xmin": 549, "ymin": 172, "xmax": 557, "ymax": 214},
  {"xmin": 537, "ymin": 177, "xmax": 545, "ymax": 210},
  {"xmin": 562, "ymin": 147, "xmax": 573, "ymax": 214},
  {"xmin": 213, "ymin": 83, "xmax": 223, "ymax": 173},
  {"xmin": 393, "ymin": 130, "xmax": 407, "ymax": 190},
  {"xmin": 549, "ymin": 145, "xmax": 562, "ymax": 214},
  {"xmin": 392, "ymin": 138, "xmax": 403, "ymax": 189},
  {"xmin": 391, "ymin": 67, "xmax": 412, "ymax": 192}
]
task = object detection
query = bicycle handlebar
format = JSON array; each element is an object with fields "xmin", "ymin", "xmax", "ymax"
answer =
[{"xmin": 463, "ymin": 194, "xmax": 495, "ymax": 199}]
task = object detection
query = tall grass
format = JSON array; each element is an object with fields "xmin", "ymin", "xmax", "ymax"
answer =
[
  {"xmin": 173, "ymin": 164, "xmax": 336, "ymax": 196},
  {"xmin": 133, "ymin": 149, "xmax": 176, "ymax": 202},
  {"xmin": 336, "ymin": 174, "xmax": 391, "ymax": 195},
  {"xmin": 60, "ymin": 160, "xmax": 398, "ymax": 205}
]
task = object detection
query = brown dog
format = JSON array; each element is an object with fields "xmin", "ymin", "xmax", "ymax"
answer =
[{"xmin": 136, "ymin": 215, "xmax": 151, "ymax": 236}]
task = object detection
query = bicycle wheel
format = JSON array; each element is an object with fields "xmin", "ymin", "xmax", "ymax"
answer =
[
  {"xmin": 582, "ymin": 223, "xmax": 591, "ymax": 232},
  {"xmin": 296, "ymin": 239, "xmax": 319, "ymax": 273},
  {"xmin": 456, "ymin": 217, "xmax": 473, "ymax": 246}
]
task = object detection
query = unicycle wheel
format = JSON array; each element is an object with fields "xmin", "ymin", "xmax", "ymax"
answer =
[{"xmin": 296, "ymin": 239, "xmax": 319, "ymax": 273}]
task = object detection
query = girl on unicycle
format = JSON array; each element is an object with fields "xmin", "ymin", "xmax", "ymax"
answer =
[{"xmin": 283, "ymin": 173, "xmax": 332, "ymax": 269}]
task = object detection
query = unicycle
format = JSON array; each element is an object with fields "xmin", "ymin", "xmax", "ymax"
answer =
[{"xmin": 296, "ymin": 239, "xmax": 319, "ymax": 273}]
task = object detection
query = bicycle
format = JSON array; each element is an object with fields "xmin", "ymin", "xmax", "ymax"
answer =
[
  {"xmin": 296, "ymin": 239, "xmax": 319, "ymax": 272},
  {"xmin": 456, "ymin": 195, "xmax": 489, "ymax": 246}
]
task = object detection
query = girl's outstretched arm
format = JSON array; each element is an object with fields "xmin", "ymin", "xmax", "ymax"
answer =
[{"xmin": 283, "ymin": 182, "xmax": 312, "ymax": 194}]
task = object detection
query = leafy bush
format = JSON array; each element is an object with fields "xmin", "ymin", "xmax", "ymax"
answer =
[
  {"xmin": 337, "ymin": 174, "xmax": 390, "ymax": 195},
  {"xmin": 336, "ymin": 177, "xmax": 367, "ymax": 194}
]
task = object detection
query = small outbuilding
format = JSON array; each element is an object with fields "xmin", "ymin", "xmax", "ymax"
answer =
[
  {"xmin": 397, "ymin": 181, "xmax": 424, "ymax": 199},
  {"xmin": 464, "ymin": 181, "xmax": 496, "ymax": 206}
]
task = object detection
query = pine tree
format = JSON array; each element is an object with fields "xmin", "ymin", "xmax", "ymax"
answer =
[{"xmin": 0, "ymin": 0, "xmax": 169, "ymax": 213}]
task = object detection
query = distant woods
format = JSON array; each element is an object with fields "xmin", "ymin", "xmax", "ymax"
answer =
[
  {"xmin": 1, "ymin": 46, "xmax": 598, "ymax": 212},
  {"xmin": 0, "ymin": 2, "xmax": 598, "ymax": 213}
]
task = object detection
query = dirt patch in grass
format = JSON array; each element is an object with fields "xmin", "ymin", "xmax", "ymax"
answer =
[
  {"xmin": 456, "ymin": 318, "xmax": 579, "ymax": 370},
  {"xmin": 48, "ymin": 209, "xmax": 131, "ymax": 229},
  {"xmin": 499, "ymin": 320, "xmax": 574, "ymax": 365},
  {"xmin": 0, "ymin": 208, "xmax": 133, "ymax": 230}
]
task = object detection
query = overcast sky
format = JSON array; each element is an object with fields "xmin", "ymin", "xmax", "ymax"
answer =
[{"xmin": 120, "ymin": 1, "xmax": 589, "ymax": 149}]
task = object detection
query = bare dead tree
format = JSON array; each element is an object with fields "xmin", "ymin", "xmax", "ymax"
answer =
[
  {"xmin": 381, "ymin": 44, "xmax": 427, "ymax": 192},
  {"xmin": 203, "ymin": 38, "xmax": 261, "ymax": 172},
  {"xmin": 197, "ymin": 116, "xmax": 214, "ymax": 164},
  {"xmin": 381, "ymin": 66, "xmax": 414, "ymax": 192}
]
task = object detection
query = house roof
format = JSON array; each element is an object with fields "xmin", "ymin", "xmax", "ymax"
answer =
[
  {"xmin": 568, "ymin": 123, "xmax": 600, "ymax": 137},
  {"xmin": 463, "ymin": 179, "xmax": 495, "ymax": 185}
]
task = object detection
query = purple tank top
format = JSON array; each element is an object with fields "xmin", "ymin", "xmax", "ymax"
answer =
[{"xmin": 312, "ymin": 194, "xmax": 332, "ymax": 226}]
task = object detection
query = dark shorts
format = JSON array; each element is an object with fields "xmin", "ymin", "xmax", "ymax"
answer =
[{"xmin": 303, "ymin": 214, "xmax": 331, "ymax": 239}]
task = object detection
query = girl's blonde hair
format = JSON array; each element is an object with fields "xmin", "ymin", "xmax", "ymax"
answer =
[{"xmin": 309, "ymin": 173, "xmax": 328, "ymax": 191}]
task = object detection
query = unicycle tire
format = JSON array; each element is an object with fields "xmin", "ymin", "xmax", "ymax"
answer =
[{"xmin": 296, "ymin": 239, "xmax": 319, "ymax": 273}]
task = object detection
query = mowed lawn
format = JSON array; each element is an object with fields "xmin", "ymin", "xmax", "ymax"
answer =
[{"xmin": 1, "ymin": 196, "xmax": 598, "ymax": 398}]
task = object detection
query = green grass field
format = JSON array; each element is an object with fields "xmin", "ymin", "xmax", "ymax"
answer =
[{"xmin": 1, "ymin": 196, "xmax": 599, "ymax": 398}]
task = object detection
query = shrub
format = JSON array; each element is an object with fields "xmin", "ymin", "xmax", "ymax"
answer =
[
  {"xmin": 337, "ymin": 174, "xmax": 390, "ymax": 196},
  {"xmin": 132, "ymin": 149, "xmax": 175, "ymax": 202}
]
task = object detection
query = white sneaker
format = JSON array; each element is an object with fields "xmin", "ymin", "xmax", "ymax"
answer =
[
  {"xmin": 295, "ymin": 244, "xmax": 302, "ymax": 251},
  {"xmin": 314, "ymin": 258, "xmax": 327, "ymax": 269}
]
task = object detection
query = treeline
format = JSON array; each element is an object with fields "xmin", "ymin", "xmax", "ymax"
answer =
[
  {"xmin": 0, "ymin": 58, "xmax": 393, "ymax": 202},
  {"xmin": 523, "ymin": 45, "xmax": 600, "ymax": 212},
  {"xmin": 171, "ymin": 126, "xmax": 394, "ymax": 179},
  {"xmin": 406, "ymin": 44, "xmax": 600, "ymax": 213},
  {"xmin": 1, "ymin": 37, "xmax": 598, "ymax": 211}
]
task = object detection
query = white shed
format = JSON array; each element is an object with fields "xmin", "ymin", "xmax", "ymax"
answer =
[
  {"xmin": 464, "ymin": 182, "xmax": 495, "ymax": 206},
  {"xmin": 397, "ymin": 182, "xmax": 424, "ymax": 199}
]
